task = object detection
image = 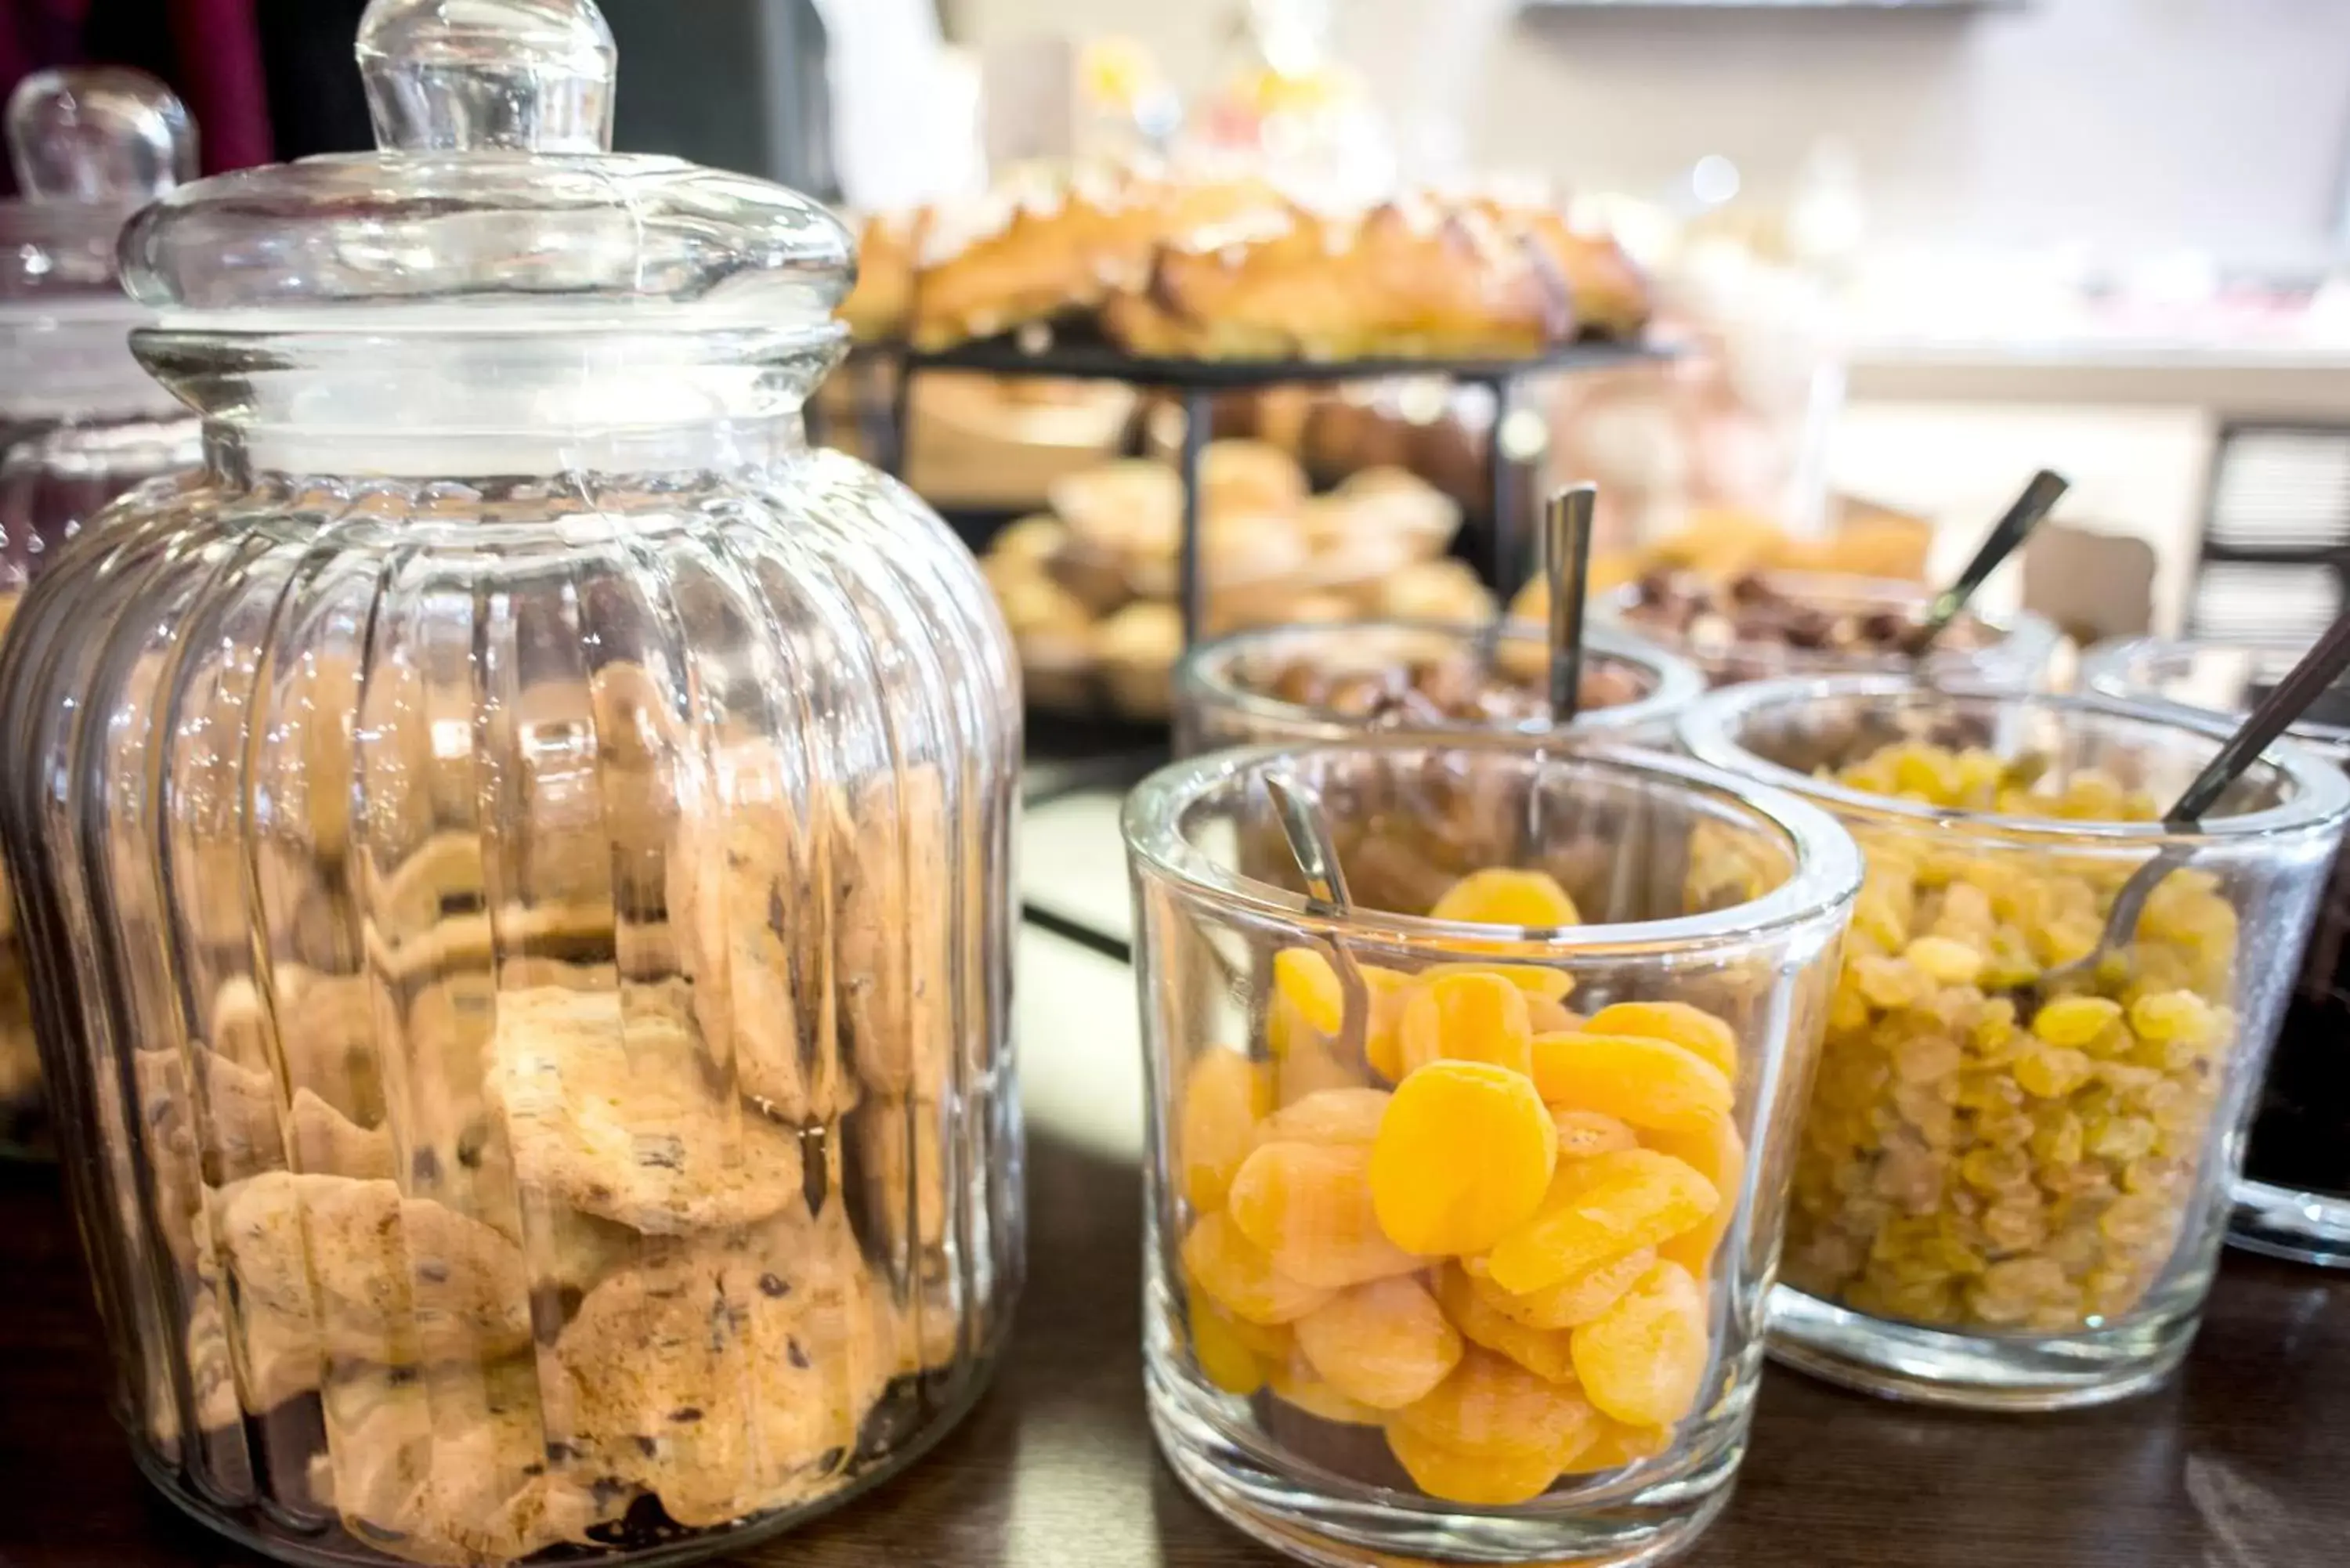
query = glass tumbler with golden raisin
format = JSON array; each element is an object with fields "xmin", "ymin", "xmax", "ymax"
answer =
[
  {"xmin": 1125, "ymin": 739, "xmax": 1857, "ymax": 1568},
  {"xmin": 1682, "ymin": 677, "xmax": 2349, "ymax": 1411}
]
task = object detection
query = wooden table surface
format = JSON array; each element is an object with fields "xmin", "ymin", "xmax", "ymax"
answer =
[{"xmin": 4, "ymin": 1140, "xmax": 2347, "ymax": 1568}]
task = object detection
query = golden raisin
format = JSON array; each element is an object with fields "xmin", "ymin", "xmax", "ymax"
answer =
[
  {"xmin": 1227, "ymin": 1141, "xmax": 1423, "ymax": 1290},
  {"xmin": 1428, "ymin": 869, "xmax": 1582, "ymax": 929},
  {"xmin": 1570, "ymin": 1259, "xmax": 1708, "ymax": 1428},
  {"xmin": 1397, "ymin": 971, "xmax": 1535, "ymax": 1079},
  {"xmin": 1529, "ymin": 1031, "xmax": 1733, "ymax": 1133},
  {"xmin": 2031, "ymin": 995, "xmax": 2122, "ymax": 1048},
  {"xmin": 1181, "ymin": 1210, "xmax": 1333, "ymax": 1325},
  {"xmin": 1581, "ymin": 1002, "xmax": 1738, "ymax": 1080},
  {"xmin": 1370, "ymin": 1060, "xmax": 1558, "ymax": 1256},
  {"xmin": 1484, "ymin": 1149, "xmax": 1719, "ymax": 1295},
  {"xmin": 1180, "ymin": 1046, "xmax": 1271, "ymax": 1212},
  {"xmin": 1294, "ymin": 1276, "xmax": 1464, "ymax": 1410}
]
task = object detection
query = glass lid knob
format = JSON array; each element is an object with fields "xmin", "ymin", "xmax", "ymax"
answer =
[
  {"xmin": 357, "ymin": 0, "xmax": 618, "ymax": 155},
  {"xmin": 7, "ymin": 67, "xmax": 196, "ymax": 204}
]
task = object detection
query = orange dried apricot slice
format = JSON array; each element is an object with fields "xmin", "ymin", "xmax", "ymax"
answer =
[
  {"xmin": 1386, "ymin": 1422, "xmax": 1563, "ymax": 1507},
  {"xmin": 1432, "ymin": 1263, "xmax": 1578, "ymax": 1385},
  {"xmin": 1392, "ymin": 1346, "xmax": 1601, "ymax": 1461},
  {"xmin": 1422, "ymin": 961, "xmax": 1576, "ymax": 1003},
  {"xmin": 1462, "ymin": 1246, "xmax": 1657, "ymax": 1331},
  {"xmin": 1267, "ymin": 1357, "xmax": 1383, "ymax": 1426},
  {"xmin": 1428, "ymin": 869, "xmax": 1582, "ymax": 929},
  {"xmin": 1188, "ymin": 1284, "xmax": 1292, "ymax": 1359},
  {"xmin": 1294, "ymin": 1276, "xmax": 1465, "ymax": 1410},
  {"xmin": 1557, "ymin": 1418, "xmax": 1671, "ymax": 1475},
  {"xmin": 1227, "ymin": 1141, "xmax": 1424, "ymax": 1290},
  {"xmin": 1189, "ymin": 1294, "xmax": 1270, "ymax": 1395},
  {"xmin": 1369, "ymin": 1061, "xmax": 1557, "ymax": 1255},
  {"xmin": 1397, "ymin": 971, "xmax": 1535, "ymax": 1078},
  {"xmin": 1274, "ymin": 947, "xmax": 1347, "ymax": 1037},
  {"xmin": 1581, "ymin": 1001, "xmax": 1739, "ymax": 1079},
  {"xmin": 1484, "ymin": 1149, "xmax": 1719, "ymax": 1295},
  {"xmin": 1180, "ymin": 1210, "xmax": 1334, "ymax": 1325},
  {"xmin": 1526, "ymin": 995, "xmax": 1583, "ymax": 1035},
  {"xmin": 1529, "ymin": 1031, "xmax": 1733, "ymax": 1133},
  {"xmin": 1571, "ymin": 1259, "xmax": 1709, "ymax": 1429},
  {"xmin": 1643, "ymin": 1113, "xmax": 1746, "ymax": 1276},
  {"xmin": 1254, "ymin": 1088, "xmax": 1391, "ymax": 1149},
  {"xmin": 1550, "ymin": 1108, "xmax": 1640, "ymax": 1159},
  {"xmin": 1275, "ymin": 1029, "xmax": 1361, "ymax": 1107},
  {"xmin": 1180, "ymin": 1046, "xmax": 1272, "ymax": 1211}
]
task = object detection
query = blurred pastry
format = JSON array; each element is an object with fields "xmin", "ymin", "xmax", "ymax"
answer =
[
  {"xmin": 1500, "ymin": 205, "xmax": 1653, "ymax": 342},
  {"xmin": 838, "ymin": 209, "xmax": 924, "ymax": 343},
  {"xmin": 1334, "ymin": 466, "xmax": 1462, "ymax": 556},
  {"xmin": 1376, "ymin": 559, "xmax": 1495, "ymax": 625},
  {"xmin": 1094, "ymin": 602, "xmax": 1184, "ymax": 718},
  {"xmin": 989, "ymin": 513, "xmax": 1071, "ymax": 569},
  {"xmin": 1049, "ymin": 458, "xmax": 1183, "ymax": 557},
  {"xmin": 1202, "ymin": 439, "xmax": 1307, "ymax": 518}
]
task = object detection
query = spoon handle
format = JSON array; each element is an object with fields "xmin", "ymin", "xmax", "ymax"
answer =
[
  {"xmin": 1914, "ymin": 469, "xmax": 2070, "ymax": 650},
  {"xmin": 1543, "ymin": 485, "xmax": 1598, "ymax": 724},
  {"xmin": 1264, "ymin": 774, "xmax": 1354, "ymax": 914},
  {"xmin": 2167, "ymin": 609, "xmax": 2350, "ymax": 828}
]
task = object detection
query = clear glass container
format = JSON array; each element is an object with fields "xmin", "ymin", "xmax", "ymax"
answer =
[
  {"xmin": 1125, "ymin": 739, "xmax": 1859, "ymax": 1568},
  {"xmin": 0, "ymin": 66, "xmax": 203, "ymax": 1157},
  {"xmin": 1680, "ymin": 677, "xmax": 2349, "ymax": 1408},
  {"xmin": 1604, "ymin": 571, "xmax": 2059, "ymax": 691},
  {"xmin": 1173, "ymin": 620, "xmax": 1705, "ymax": 758},
  {"xmin": 0, "ymin": 4, "xmax": 1021, "ymax": 1564},
  {"xmin": 2082, "ymin": 634, "xmax": 2350, "ymax": 1268}
]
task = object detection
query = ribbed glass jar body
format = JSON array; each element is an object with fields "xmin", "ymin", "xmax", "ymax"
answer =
[{"xmin": 0, "ymin": 425, "xmax": 1024, "ymax": 1567}]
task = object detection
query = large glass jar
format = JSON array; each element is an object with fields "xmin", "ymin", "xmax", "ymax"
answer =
[
  {"xmin": 2082, "ymin": 634, "xmax": 2350, "ymax": 1267},
  {"xmin": 1173, "ymin": 620, "xmax": 1705, "ymax": 757},
  {"xmin": 0, "ymin": 67, "xmax": 203, "ymax": 1157},
  {"xmin": 1126, "ymin": 739, "xmax": 1858, "ymax": 1567},
  {"xmin": 0, "ymin": 5, "xmax": 1021, "ymax": 1565},
  {"xmin": 1681, "ymin": 678, "xmax": 2348, "ymax": 1408}
]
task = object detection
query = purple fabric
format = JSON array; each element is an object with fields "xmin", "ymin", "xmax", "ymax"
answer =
[{"xmin": 164, "ymin": 0, "xmax": 270, "ymax": 172}]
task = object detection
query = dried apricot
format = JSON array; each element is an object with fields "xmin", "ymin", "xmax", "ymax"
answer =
[
  {"xmin": 1370, "ymin": 1061, "xmax": 1558, "ymax": 1255},
  {"xmin": 1188, "ymin": 1284, "xmax": 1292, "ymax": 1359},
  {"xmin": 1227, "ymin": 1141, "xmax": 1423, "ymax": 1289},
  {"xmin": 1267, "ymin": 1357, "xmax": 1383, "ymax": 1426},
  {"xmin": 1392, "ymin": 1346, "xmax": 1600, "ymax": 1461},
  {"xmin": 1462, "ymin": 1247, "xmax": 1656, "ymax": 1331},
  {"xmin": 1386, "ymin": 1422, "xmax": 1562, "ymax": 1507},
  {"xmin": 1397, "ymin": 971, "xmax": 1535, "ymax": 1078},
  {"xmin": 1581, "ymin": 1001, "xmax": 1738, "ymax": 1079},
  {"xmin": 1558, "ymin": 1418, "xmax": 1672, "ymax": 1475},
  {"xmin": 1642, "ymin": 1114, "xmax": 1746, "ymax": 1275},
  {"xmin": 1570, "ymin": 1259, "xmax": 1709, "ymax": 1428},
  {"xmin": 1190, "ymin": 1295, "xmax": 1270, "ymax": 1395},
  {"xmin": 1530, "ymin": 1031, "xmax": 1732, "ymax": 1133},
  {"xmin": 1527, "ymin": 995, "xmax": 1582, "ymax": 1035},
  {"xmin": 1550, "ymin": 1108, "xmax": 1640, "ymax": 1159},
  {"xmin": 1254, "ymin": 1088, "xmax": 1390, "ymax": 1149},
  {"xmin": 1276, "ymin": 1030, "xmax": 1361, "ymax": 1107},
  {"xmin": 1294, "ymin": 1277, "xmax": 1464, "ymax": 1410},
  {"xmin": 1180, "ymin": 1046, "xmax": 1271, "ymax": 1211},
  {"xmin": 1429, "ymin": 869, "xmax": 1583, "ymax": 929},
  {"xmin": 1181, "ymin": 1210, "xmax": 1334, "ymax": 1325},
  {"xmin": 1422, "ymin": 962, "xmax": 1576, "ymax": 1003},
  {"xmin": 1433, "ymin": 1264, "xmax": 1577, "ymax": 1384},
  {"xmin": 1484, "ymin": 1149, "xmax": 1719, "ymax": 1295}
]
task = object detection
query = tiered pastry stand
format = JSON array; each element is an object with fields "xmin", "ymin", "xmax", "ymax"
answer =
[{"xmin": 875, "ymin": 336, "xmax": 1664, "ymax": 646}]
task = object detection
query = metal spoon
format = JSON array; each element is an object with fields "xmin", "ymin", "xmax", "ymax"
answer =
[
  {"xmin": 2035, "ymin": 609, "xmax": 2350, "ymax": 997},
  {"xmin": 1541, "ymin": 484, "xmax": 1599, "ymax": 724},
  {"xmin": 1911, "ymin": 469, "xmax": 2070, "ymax": 655},
  {"xmin": 1262, "ymin": 772, "xmax": 1372, "ymax": 1057}
]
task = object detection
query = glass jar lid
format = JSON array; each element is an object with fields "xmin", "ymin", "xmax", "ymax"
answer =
[
  {"xmin": 119, "ymin": 0, "xmax": 851, "ymax": 327},
  {"xmin": 0, "ymin": 66, "xmax": 193, "ymax": 309}
]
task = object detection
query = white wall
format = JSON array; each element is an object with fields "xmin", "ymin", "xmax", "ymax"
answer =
[{"xmin": 952, "ymin": 0, "xmax": 2350, "ymax": 266}]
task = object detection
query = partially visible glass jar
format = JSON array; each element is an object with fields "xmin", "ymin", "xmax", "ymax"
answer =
[
  {"xmin": 1603, "ymin": 571, "xmax": 2059, "ymax": 690},
  {"xmin": 0, "ymin": 67, "xmax": 203, "ymax": 1158},
  {"xmin": 2083, "ymin": 634, "xmax": 2350, "ymax": 1268},
  {"xmin": 1682, "ymin": 677, "xmax": 2348, "ymax": 1408},
  {"xmin": 0, "ymin": 4, "xmax": 1020, "ymax": 1564},
  {"xmin": 1174, "ymin": 620, "xmax": 1704, "ymax": 757},
  {"xmin": 1126, "ymin": 739, "xmax": 1857, "ymax": 1567}
]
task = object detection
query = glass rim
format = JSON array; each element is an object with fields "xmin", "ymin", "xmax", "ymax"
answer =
[
  {"xmin": 1600, "ymin": 569, "xmax": 2059, "ymax": 667},
  {"xmin": 1121, "ymin": 736, "xmax": 1864, "ymax": 958},
  {"xmin": 1677, "ymin": 673, "xmax": 2350, "ymax": 846},
  {"xmin": 1174, "ymin": 617, "xmax": 1706, "ymax": 742},
  {"xmin": 2080, "ymin": 632, "xmax": 2350, "ymax": 754}
]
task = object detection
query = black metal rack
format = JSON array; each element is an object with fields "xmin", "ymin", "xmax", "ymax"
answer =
[{"xmin": 861, "ymin": 335, "xmax": 1665, "ymax": 646}]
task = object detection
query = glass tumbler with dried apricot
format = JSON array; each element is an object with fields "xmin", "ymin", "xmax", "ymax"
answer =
[
  {"xmin": 1123, "ymin": 739, "xmax": 1857, "ymax": 1568},
  {"xmin": 1682, "ymin": 677, "xmax": 2350, "ymax": 1410}
]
